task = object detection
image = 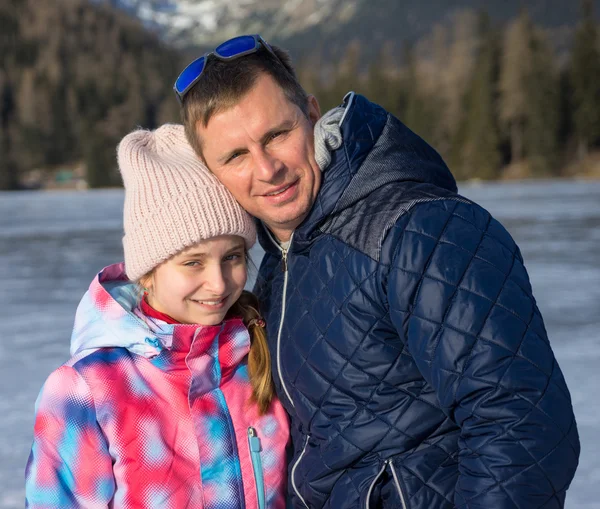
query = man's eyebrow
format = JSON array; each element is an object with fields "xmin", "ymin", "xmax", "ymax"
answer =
[
  {"xmin": 217, "ymin": 120, "xmax": 297, "ymax": 164},
  {"xmin": 218, "ymin": 146, "xmax": 247, "ymax": 165},
  {"xmin": 259, "ymin": 120, "xmax": 296, "ymax": 145}
]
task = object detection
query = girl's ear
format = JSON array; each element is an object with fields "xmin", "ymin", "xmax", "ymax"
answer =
[{"xmin": 139, "ymin": 272, "xmax": 153, "ymax": 293}]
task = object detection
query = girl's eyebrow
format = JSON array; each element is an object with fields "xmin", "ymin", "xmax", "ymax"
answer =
[
  {"xmin": 178, "ymin": 244, "xmax": 244, "ymax": 259},
  {"xmin": 177, "ymin": 250, "xmax": 208, "ymax": 259},
  {"xmin": 223, "ymin": 245, "xmax": 245, "ymax": 256}
]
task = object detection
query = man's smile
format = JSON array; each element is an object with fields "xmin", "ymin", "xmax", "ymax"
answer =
[{"xmin": 260, "ymin": 179, "xmax": 300, "ymax": 204}]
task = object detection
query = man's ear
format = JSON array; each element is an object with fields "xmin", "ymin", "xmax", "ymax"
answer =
[{"xmin": 307, "ymin": 95, "xmax": 321, "ymax": 126}]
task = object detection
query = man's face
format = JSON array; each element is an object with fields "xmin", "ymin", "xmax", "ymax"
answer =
[{"xmin": 197, "ymin": 74, "xmax": 322, "ymax": 242}]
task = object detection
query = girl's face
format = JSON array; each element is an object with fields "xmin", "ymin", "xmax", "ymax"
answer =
[{"xmin": 145, "ymin": 235, "xmax": 247, "ymax": 326}]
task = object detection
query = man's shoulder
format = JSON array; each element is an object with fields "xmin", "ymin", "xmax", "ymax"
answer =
[
  {"xmin": 321, "ymin": 181, "xmax": 469, "ymax": 262},
  {"xmin": 381, "ymin": 194, "xmax": 522, "ymax": 273}
]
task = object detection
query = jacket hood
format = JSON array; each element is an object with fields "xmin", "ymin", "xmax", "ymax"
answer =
[
  {"xmin": 70, "ymin": 263, "xmax": 175, "ymax": 357},
  {"xmin": 257, "ymin": 93, "xmax": 457, "ymax": 251}
]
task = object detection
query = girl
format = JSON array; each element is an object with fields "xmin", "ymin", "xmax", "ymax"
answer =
[{"xmin": 25, "ymin": 124, "xmax": 289, "ymax": 508}]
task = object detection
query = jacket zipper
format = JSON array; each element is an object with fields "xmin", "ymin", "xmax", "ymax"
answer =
[
  {"xmin": 265, "ymin": 230, "xmax": 306, "ymax": 505},
  {"xmin": 291, "ymin": 433, "xmax": 310, "ymax": 509},
  {"xmin": 247, "ymin": 427, "xmax": 265, "ymax": 509},
  {"xmin": 388, "ymin": 461, "xmax": 408, "ymax": 509},
  {"xmin": 365, "ymin": 460, "xmax": 389, "ymax": 509},
  {"xmin": 270, "ymin": 232, "xmax": 295, "ymax": 409}
]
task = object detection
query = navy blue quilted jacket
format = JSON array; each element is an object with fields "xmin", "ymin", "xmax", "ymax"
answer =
[{"xmin": 255, "ymin": 94, "xmax": 579, "ymax": 509}]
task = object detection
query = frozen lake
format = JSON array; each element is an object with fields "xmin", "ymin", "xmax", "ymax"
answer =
[{"xmin": 1, "ymin": 180, "xmax": 599, "ymax": 508}]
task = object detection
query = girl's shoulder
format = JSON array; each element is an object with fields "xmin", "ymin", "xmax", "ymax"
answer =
[
  {"xmin": 47, "ymin": 346, "xmax": 137, "ymax": 390},
  {"xmin": 65, "ymin": 345, "xmax": 136, "ymax": 369},
  {"xmin": 36, "ymin": 346, "xmax": 138, "ymax": 411}
]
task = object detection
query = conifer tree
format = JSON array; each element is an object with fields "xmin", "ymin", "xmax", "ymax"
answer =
[
  {"xmin": 365, "ymin": 43, "xmax": 401, "ymax": 117},
  {"xmin": 439, "ymin": 11, "xmax": 478, "ymax": 159},
  {"xmin": 455, "ymin": 12, "xmax": 501, "ymax": 180},
  {"xmin": 525, "ymin": 27, "xmax": 560, "ymax": 175},
  {"xmin": 571, "ymin": 0, "xmax": 600, "ymax": 158},
  {"xmin": 499, "ymin": 10, "xmax": 533, "ymax": 164},
  {"xmin": 0, "ymin": 0, "xmax": 22, "ymax": 190},
  {"xmin": 5, "ymin": 0, "xmax": 182, "ymax": 188},
  {"xmin": 297, "ymin": 51, "xmax": 324, "ymax": 101},
  {"xmin": 402, "ymin": 43, "xmax": 436, "ymax": 144},
  {"xmin": 499, "ymin": 10, "xmax": 559, "ymax": 173},
  {"xmin": 322, "ymin": 41, "xmax": 361, "ymax": 111}
]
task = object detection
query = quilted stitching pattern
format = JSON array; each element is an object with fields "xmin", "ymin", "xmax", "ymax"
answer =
[
  {"xmin": 259, "ymin": 225, "xmax": 460, "ymax": 508},
  {"xmin": 258, "ymin": 199, "xmax": 579, "ymax": 509},
  {"xmin": 385, "ymin": 200, "xmax": 579, "ymax": 509},
  {"xmin": 254, "ymin": 95, "xmax": 579, "ymax": 509}
]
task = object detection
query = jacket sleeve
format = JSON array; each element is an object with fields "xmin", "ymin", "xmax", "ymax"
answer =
[
  {"xmin": 386, "ymin": 199, "xmax": 580, "ymax": 508},
  {"xmin": 26, "ymin": 364, "xmax": 115, "ymax": 508}
]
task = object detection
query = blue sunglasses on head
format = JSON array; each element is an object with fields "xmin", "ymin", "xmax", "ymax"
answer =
[{"xmin": 173, "ymin": 34, "xmax": 279, "ymax": 104}]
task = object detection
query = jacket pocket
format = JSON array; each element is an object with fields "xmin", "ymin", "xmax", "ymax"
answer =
[
  {"xmin": 291, "ymin": 433, "xmax": 311, "ymax": 509},
  {"xmin": 365, "ymin": 459, "xmax": 409, "ymax": 509},
  {"xmin": 366, "ymin": 460, "xmax": 388, "ymax": 509},
  {"xmin": 248, "ymin": 427, "xmax": 265, "ymax": 509},
  {"xmin": 388, "ymin": 461, "xmax": 408, "ymax": 509}
]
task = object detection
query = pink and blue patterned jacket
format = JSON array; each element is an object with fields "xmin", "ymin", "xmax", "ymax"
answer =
[{"xmin": 25, "ymin": 263, "xmax": 290, "ymax": 508}]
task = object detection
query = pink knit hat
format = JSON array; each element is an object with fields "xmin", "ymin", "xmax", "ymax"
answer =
[{"xmin": 117, "ymin": 124, "xmax": 256, "ymax": 281}]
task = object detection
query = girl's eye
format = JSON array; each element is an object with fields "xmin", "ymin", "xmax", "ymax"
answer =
[
  {"xmin": 184, "ymin": 261, "xmax": 201, "ymax": 267},
  {"xmin": 224, "ymin": 253, "xmax": 242, "ymax": 262}
]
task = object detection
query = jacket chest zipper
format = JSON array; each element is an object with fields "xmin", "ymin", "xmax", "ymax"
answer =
[
  {"xmin": 275, "ymin": 238, "xmax": 295, "ymax": 409},
  {"xmin": 269, "ymin": 232, "xmax": 307, "ymax": 507},
  {"xmin": 247, "ymin": 427, "xmax": 265, "ymax": 509}
]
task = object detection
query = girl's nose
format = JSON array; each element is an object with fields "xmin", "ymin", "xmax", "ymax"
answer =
[{"xmin": 205, "ymin": 264, "xmax": 227, "ymax": 295}]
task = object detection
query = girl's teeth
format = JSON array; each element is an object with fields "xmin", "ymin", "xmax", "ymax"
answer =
[{"xmin": 198, "ymin": 298, "xmax": 224, "ymax": 305}]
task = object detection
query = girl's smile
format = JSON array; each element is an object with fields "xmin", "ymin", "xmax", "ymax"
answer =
[{"xmin": 143, "ymin": 235, "xmax": 247, "ymax": 326}]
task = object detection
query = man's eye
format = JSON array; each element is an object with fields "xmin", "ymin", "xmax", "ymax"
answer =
[
  {"xmin": 225, "ymin": 152, "xmax": 242, "ymax": 164},
  {"xmin": 268, "ymin": 131, "xmax": 286, "ymax": 142}
]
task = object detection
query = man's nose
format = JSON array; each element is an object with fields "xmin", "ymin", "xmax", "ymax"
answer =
[{"xmin": 254, "ymin": 149, "xmax": 284, "ymax": 181}]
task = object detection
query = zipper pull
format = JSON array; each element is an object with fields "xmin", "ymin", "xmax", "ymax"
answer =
[
  {"xmin": 281, "ymin": 249, "xmax": 288, "ymax": 272},
  {"xmin": 248, "ymin": 426, "xmax": 261, "ymax": 452}
]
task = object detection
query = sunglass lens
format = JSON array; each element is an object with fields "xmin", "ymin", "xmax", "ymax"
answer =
[
  {"xmin": 216, "ymin": 35, "xmax": 257, "ymax": 58},
  {"xmin": 175, "ymin": 57, "xmax": 206, "ymax": 94}
]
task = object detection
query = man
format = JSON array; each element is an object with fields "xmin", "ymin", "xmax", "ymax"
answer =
[{"xmin": 174, "ymin": 35, "xmax": 579, "ymax": 508}]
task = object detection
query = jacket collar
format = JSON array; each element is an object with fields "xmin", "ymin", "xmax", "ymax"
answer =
[
  {"xmin": 70, "ymin": 263, "xmax": 249, "ymax": 370},
  {"xmin": 258, "ymin": 93, "xmax": 457, "ymax": 253}
]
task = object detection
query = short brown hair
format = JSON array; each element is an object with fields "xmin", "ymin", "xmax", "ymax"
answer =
[{"xmin": 181, "ymin": 44, "xmax": 309, "ymax": 160}]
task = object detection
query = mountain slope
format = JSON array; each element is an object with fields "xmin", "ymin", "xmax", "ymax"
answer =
[{"xmin": 96, "ymin": 0, "xmax": 600, "ymax": 56}]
